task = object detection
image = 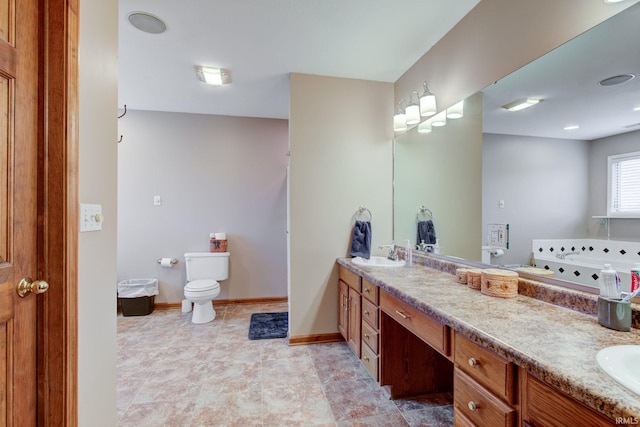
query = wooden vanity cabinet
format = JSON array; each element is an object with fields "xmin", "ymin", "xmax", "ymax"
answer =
[
  {"xmin": 522, "ymin": 373, "xmax": 616, "ymax": 426},
  {"xmin": 360, "ymin": 279, "xmax": 380, "ymax": 381},
  {"xmin": 338, "ymin": 266, "xmax": 362, "ymax": 357},
  {"xmin": 453, "ymin": 334, "xmax": 516, "ymax": 427}
]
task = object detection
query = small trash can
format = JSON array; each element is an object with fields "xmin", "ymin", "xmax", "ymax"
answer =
[{"xmin": 117, "ymin": 278, "xmax": 159, "ymax": 316}]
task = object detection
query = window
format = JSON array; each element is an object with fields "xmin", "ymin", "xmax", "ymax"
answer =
[{"xmin": 608, "ymin": 151, "xmax": 640, "ymax": 217}]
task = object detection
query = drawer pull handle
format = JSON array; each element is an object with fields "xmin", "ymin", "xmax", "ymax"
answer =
[
  {"xmin": 364, "ymin": 310, "xmax": 369, "ymax": 315},
  {"xmin": 363, "ymin": 356, "xmax": 369, "ymax": 361},
  {"xmin": 395, "ymin": 310, "xmax": 411, "ymax": 319},
  {"xmin": 468, "ymin": 357, "xmax": 478, "ymax": 368},
  {"xmin": 364, "ymin": 288, "xmax": 370, "ymax": 293},
  {"xmin": 468, "ymin": 401, "xmax": 478, "ymax": 411},
  {"xmin": 364, "ymin": 333, "xmax": 370, "ymax": 338}
]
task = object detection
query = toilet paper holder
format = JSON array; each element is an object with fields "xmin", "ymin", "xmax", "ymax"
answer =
[{"xmin": 156, "ymin": 258, "xmax": 178, "ymax": 265}]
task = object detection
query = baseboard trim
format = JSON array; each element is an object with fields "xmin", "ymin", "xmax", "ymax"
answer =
[
  {"xmin": 288, "ymin": 333, "xmax": 344, "ymax": 346},
  {"xmin": 154, "ymin": 296, "xmax": 287, "ymax": 310}
]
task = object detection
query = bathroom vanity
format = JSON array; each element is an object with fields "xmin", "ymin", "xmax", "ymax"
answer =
[{"xmin": 337, "ymin": 256, "xmax": 640, "ymax": 426}]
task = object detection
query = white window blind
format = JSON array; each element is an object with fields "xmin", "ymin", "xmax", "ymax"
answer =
[{"xmin": 609, "ymin": 151, "xmax": 640, "ymax": 216}]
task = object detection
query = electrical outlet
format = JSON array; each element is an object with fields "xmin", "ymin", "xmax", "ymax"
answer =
[
  {"xmin": 499, "ymin": 199, "xmax": 505, "ymax": 208},
  {"xmin": 154, "ymin": 196, "xmax": 162, "ymax": 206}
]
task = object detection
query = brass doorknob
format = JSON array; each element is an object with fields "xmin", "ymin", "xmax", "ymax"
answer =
[{"xmin": 17, "ymin": 277, "xmax": 49, "ymax": 298}]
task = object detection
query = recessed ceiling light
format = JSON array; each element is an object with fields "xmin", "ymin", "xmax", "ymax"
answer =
[
  {"xmin": 194, "ymin": 66, "xmax": 232, "ymax": 86},
  {"xmin": 501, "ymin": 98, "xmax": 542, "ymax": 112},
  {"xmin": 564, "ymin": 125, "xmax": 580, "ymax": 131},
  {"xmin": 128, "ymin": 12, "xmax": 167, "ymax": 34},
  {"xmin": 599, "ymin": 74, "xmax": 635, "ymax": 86}
]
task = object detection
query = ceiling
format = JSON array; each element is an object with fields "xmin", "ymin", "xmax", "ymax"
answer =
[
  {"xmin": 118, "ymin": 0, "xmax": 480, "ymax": 120},
  {"xmin": 482, "ymin": 1, "xmax": 640, "ymax": 141}
]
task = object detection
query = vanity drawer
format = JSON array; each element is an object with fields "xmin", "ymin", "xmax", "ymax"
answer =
[
  {"xmin": 339, "ymin": 265, "xmax": 361, "ymax": 292},
  {"xmin": 361, "ymin": 320, "xmax": 379, "ymax": 354},
  {"xmin": 380, "ymin": 290, "xmax": 449, "ymax": 356},
  {"xmin": 454, "ymin": 369, "xmax": 515, "ymax": 427},
  {"xmin": 362, "ymin": 279, "xmax": 379, "ymax": 304},
  {"xmin": 362, "ymin": 298, "xmax": 379, "ymax": 329},
  {"xmin": 361, "ymin": 339, "xmax": 379, "ymax": 381},
  {"xmin": 455, "ymin": 334, "xmax": 516, "ymax": 404}
]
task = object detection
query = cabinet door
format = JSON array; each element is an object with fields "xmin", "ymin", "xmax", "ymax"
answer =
[
  {"xmin": 348, "ymin": 287, "xmax": 361, "ymax": 357},
  {"xmin": 338, "ymin": 280, "xmax": 349, "ymax": 340}
]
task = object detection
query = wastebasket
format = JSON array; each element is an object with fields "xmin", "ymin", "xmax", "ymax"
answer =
[{"xmin": 118, "ymin": 278, "xmax": 159, "ymax": 316}]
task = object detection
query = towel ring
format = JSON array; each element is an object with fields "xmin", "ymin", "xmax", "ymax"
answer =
[
  {"xmin": 353, "ymin": 205, "xmax": 372, "ymax": 223},
  {"xmin": 416, "ymin": 205, "xmax": 433, "ymax": 223}
]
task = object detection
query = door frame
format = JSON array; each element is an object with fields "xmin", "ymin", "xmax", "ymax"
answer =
[{"xmin": 37, "ymin": 0, "xmax": 79, "ymax": 424}]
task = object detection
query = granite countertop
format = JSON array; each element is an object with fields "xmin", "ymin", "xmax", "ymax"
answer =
[{"xmin": 337, "ymin": 257, "xmax": 640, "ymax": 421}]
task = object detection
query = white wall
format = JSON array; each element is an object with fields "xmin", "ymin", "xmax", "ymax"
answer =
[
  {"xmin": 78, "ymin": 0, "xmax": 118, "ymax": 425},
  {"xmin": 482, "ymin": 133, "xmax": 590, "ymax": 265},
  {"xmin": 117, "ymin": 110, "xmax": 288, "ymax": 303},
  {"xmin": 289, "ymin": 74, "xmax": 394, "ymax": 339},
  {"xmin": 589, "ymin": 129, "xmax": 640, "ymax": 241}
]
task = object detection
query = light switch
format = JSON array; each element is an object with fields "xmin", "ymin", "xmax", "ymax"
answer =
[
  {"xmin": 154, "ymin": 196, "xmax": 162, "ymax": 206},
  {"xmin": 80, "ymin": 204, "xmax": 103, "ymax": 232},
  {"xmin": 499, "ymin": 200, "xmax": 505, "ymax": 208}
]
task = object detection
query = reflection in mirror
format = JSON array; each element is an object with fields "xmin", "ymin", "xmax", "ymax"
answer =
[
  {"xmin": 393, "ymin": 92, "xmax": 482, "ymax": 262},
  {"xmin": 394, "ymin": 4, "xmax": 640, "ymax": 292}
]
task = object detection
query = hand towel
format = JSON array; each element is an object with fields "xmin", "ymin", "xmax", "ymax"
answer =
[
  {"xmin": 417, "ymin": 220, "xmax": 436, "ymax": 246},
  {"xmin": 350, "ymin": 220, "xmax": 372, "ymax": 259}
]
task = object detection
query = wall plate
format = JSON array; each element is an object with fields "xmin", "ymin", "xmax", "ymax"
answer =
[
  {"xmin": 487, "ymin": 223, "xmax": 509, "ymax": 249},
  {"xmin": 80, "ymin": 204, "xmax": 103, "ymax": 232}
]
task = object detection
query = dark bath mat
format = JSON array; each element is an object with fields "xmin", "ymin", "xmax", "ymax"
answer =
[{"xmin": 248, "ymin": 312, "xmax": 288, "ymax": 340}]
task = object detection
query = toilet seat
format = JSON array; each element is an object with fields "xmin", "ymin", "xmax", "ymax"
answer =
[{"xmin": 185, "ymin": 280, "xmax": 219, "ymax": 293}]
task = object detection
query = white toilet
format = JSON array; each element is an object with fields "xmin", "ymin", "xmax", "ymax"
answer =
[{"xmin": 184, "ymin": 252, "xmax": 230, "ymax": 324}]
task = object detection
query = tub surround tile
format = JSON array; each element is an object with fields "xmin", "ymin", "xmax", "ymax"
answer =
[{"xmin": 337, "ymin": 256, "xmax": 640, "ymax": 421}]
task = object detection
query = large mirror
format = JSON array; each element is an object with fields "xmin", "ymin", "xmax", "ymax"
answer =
[{"xmin": 394, "ymin": 3, "xmax": 640, "ymax": 291}]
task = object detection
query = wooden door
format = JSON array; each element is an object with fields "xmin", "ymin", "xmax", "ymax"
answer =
[
  {"xmin": 0, "ymin": 0, "xmax": 79, "ymax": 424},
  {"xmin": 338, "ymin": 280, "xmax": 348, "ymax": 340},
  {"xmin": 347, "ymin": 288, "xmax": 361, "ymax": 358},
  {"xmin": 0, "ymin": 0, "xmax": 41, "ymax": 424}
]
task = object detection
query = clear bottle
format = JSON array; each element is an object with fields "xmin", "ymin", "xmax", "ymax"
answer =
[
  {"xmin": 599, "ymin": 264, "xmax": 619, "ymax": 298},
  {"xmin": 405, "ymin": 239, "xmax": 412, "ymax": 267}
]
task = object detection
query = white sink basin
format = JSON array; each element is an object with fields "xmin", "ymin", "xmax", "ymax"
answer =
[
  {"xmin": 596, "ymin": 345, "xmax": 640, "ymax": 396},
  {"xmin": 352, "ymin": 256, "xmax": 405, "ymax": 268}
]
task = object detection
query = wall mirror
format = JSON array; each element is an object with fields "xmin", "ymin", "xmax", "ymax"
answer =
[{"xmin": 393, "ymin": 2, "xmax": 640, "ymax": 291}]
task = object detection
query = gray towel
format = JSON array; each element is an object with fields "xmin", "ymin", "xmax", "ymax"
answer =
[
  {"xmin": 350, "ymin": 220, "xmax": 372, "ymax": 259},
  {"xmin": 417, "ymin": 220, "xmax": 436, "ymax": 245}
]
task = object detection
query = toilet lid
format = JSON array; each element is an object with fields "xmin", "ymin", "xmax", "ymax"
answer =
[{"xmin": 185, "ymin": 280, "xmax": 219, "ymax": 292}]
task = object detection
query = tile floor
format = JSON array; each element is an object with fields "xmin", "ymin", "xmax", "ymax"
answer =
[{"xmin": 117, "ymin": 302, "xmax": 454, "ymax": 426}]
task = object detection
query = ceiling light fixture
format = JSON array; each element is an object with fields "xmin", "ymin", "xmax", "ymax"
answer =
[
  {"xmin": 419, "ymin": 82, "xmax": 437, "ymax": 117},
  {"xmin": 634, "ymin": 106, "xmax": 640, "ymax": 111},
  {"xmin": 501, "ymin": 98, "xmax": 542, "ymax": 112},
  {"xmin": 393, "ymin": 99, "xmax": 407, "ymax": 132},
  {"xmin": 406, "ymin": 91, "xmax": 421, "ymax": 125},
  {"xmin": 128, "ymin": 12, "xmax": 167, "ymax": 34},
  {"xmin": 446, "ymin": 100, "xmax": 465, "ymax": 119},
  {"xmin": 431, "ymin": 110, "xmax": 447, "ymax": 127},
  {"xmin": 564, "ymin": 125, "xmax": 580, "ymax": 131},
  {"xmin": 195, "ymin": 66, "xmax": 232, "ymax": 85},
  {"xmin": 604, "ymin": 0, "xmax": 628, "ymax": 3}
]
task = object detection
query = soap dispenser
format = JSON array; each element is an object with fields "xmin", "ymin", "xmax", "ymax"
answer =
[{"xmin": 405, "ymin": 239, "xmax": 412, "ymax": 267}]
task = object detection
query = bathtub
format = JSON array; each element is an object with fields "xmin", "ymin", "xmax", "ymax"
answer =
[{"xmin": 532, "ymin": 239, "xmax": 640, "ymax": 293}]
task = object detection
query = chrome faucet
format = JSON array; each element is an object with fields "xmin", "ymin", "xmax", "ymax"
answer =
[
  {"xmin": 379, "ymin": 243, "xmax": 399, "ymax": 261},
  {"xmin": 556, "ymin": 251, "xmax": 580, "ymax": 260}
]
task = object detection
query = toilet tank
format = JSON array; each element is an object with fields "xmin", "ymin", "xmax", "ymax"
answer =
[{"xmin": 184, "ymin": 252, "xmax": 230, "ymax": 281}]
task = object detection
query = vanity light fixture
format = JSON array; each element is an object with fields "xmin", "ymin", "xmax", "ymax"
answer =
[
  {"xmin": 431, "ymin": 110, "xmax": 447, "ymax": 127},
  {"xmin": 393, "ymin": 99, "xmax": 408, "ymax": 132},
  {"xmin": 405, "ymin": 91, "xmax": 421, "ymax": 125},
  {"xmin": 419, "ymin": 81, "xmax": 437, "ymax": 117},
  {"xmin": 417, "ymin": 120, "xmax": 432, "ymax": 134},
  {"xmin": 446, "ymin": 100, "xmax": 464, "ymax": 119},
  {"xmin": 501, "ymin": 98, "xmax": 542, "ymax": 112},
  {"xmin": 194, "ymin": 66, "xmax": 232, "ymax": 85},
  {"xmin": 564, "ymin": 125, "xmax": 580, "ymax": 131}
]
